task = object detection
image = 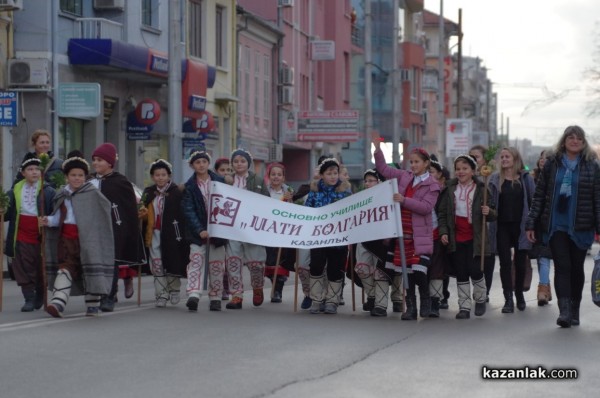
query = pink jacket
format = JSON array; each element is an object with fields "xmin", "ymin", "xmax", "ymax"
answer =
[{"xmin": 374, "ymin": 149, "xmax": 440, "ymax": 255}]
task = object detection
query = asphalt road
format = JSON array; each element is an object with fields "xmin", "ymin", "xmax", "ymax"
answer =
[{"xmin": 1, "ymin": 252, "xmax": 599, "ymax": 398}]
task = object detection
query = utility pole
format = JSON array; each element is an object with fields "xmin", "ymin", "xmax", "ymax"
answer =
[
  {"xmin": 364, "ymin": 0, "xmax": 373, "ymax": 170},
  {"xmin": 456, "ymin": 8, "xmax": 462, "ymax": 118},
  {"xmin": 168, "ymin": 0, "xmax": 183, "ymax": 182},
  {"xmin": 392, "ymin": 0, "xmax": 401, "ymax": 164},
  {"xmin": 438, "ymin": 0, "xmax": 445, "ymax": 163}
]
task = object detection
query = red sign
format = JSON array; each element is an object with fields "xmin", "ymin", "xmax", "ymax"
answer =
[
  {"xmin": 194, "ymin": 111, "xmax": 215, "ymax": 133},
  {"xmin": 135, "ymin": 98, "xmax": 161, "ymax": 125}
]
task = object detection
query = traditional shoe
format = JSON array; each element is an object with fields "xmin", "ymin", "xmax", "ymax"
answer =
[
  {"xmin": 86, "ymin": 307, "xmax": 100, "ymax": 317},
  {"xmin": 370, "ymin": 307, "xmax": 387, "ymax": 317},
  {"xmin": 124, "ymin": 278, "xmax": 134, "ymax": 299},
  {"xmin": 156, "ymin": 298, "xmax": 168, "ymax": 308},
  {"xmin": 100, "ymin": 296, "xmax": 115, "ymax": 312},
  {"xmin": 169, "ymin": 291, "xmax": 181, "ymax": 305},
  {"xmin": 253, "ymin": 289, "xmax": 264, "ymax": 307},
  {"xmin": 226, "ymin": 297, "xmax": 243, "ymax": 309},
  {"xmin": 301, "ymin": 296, "xmax": 313, "ymax": 310},
  {"xmin": 439, "ymin": 298, "xmax": 449, "ymax": 309},
  {"xmin": 47, "ymin": 303, "xmax": 64, "ymax": 318},
  {"xmin": 309, "ymin": 301, "xmax": 323, "ymax": 314},
  {"xmin": 363, "ymin": 297, "xmax": 375, "ymax": 312},
  {"xmin": 271, "ymin": 291, "xmax": 282, "ymax": 303},
  {"xmin": 455, "ymin": 309, "xmax": 470, "ymax": 319},
  {"xmin": 474, "ymin": 301, "xmax": 486, "ymax": 316},
  {"xmin": 186, "ymin": 297, "xmax": 199, "ymax": 311},
  {"xmin": 392, "ymin": 301, "xmax": 403, "ymax": 313},
  {"xmin": 209, "ymin": 300, "xmax": 222, "ymax": 311},
  {"xmin": 323, "ymin": 303, "xmax": 338, "ymax": 314}
]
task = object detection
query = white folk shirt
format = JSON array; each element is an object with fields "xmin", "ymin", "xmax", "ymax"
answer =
[
  {"xmin": 47, "ymin": 186, "xmax": 77, "ymax": 227},
  {"xmin": 233, "ymin": 173, "xmax": 248, "ymax": 190},
  {"xmin": 454, "ymin": 181, "xmax": 476, "ymax": 223},
  {"xmin": 197, "ymin": 176, "xmax": 212, "ymax": 213},
  {"xmin": 20, "ymin": 182, "xmax": 39, "ymax": 216}
]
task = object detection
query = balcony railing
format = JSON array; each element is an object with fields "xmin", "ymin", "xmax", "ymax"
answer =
[{"xmin": 76, "ymin": 18, "xmax": 124, "ymax": 41}]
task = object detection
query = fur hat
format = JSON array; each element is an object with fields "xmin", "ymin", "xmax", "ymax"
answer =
[
  {"xmin": 318, "ymin": 157, "xmax": 340, "ymax": 175},
  {"xmin": 363, "ymin": 169, "xmax": 383, "ymax": 182},
  {"xmin": 92, "ymin": 143, "xmax": 118, "ymax": 167},
  {"xmin": 20, "ymin": 152, "xmax": 41, "ymax": 171},
  {"xmin": 188, "ymin": 150, "xmax": 211, "ymax": 165},
  {"xmin": 454, "ymin": 154, "xmax": 477, "ymax": 170},
  {"xmin": 150, "ymin": 159, "xmax": 173, "ymax": 175},
  {"xmin": 231, "ymin": 149, "xmax": 252, "ymax": 166},
  {"xmin": 62, "ymin": 150, "xmax": 90, "ymax": 175}
]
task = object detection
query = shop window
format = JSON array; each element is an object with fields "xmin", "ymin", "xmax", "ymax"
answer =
[{"xmin": 58, "ymin": 118, "xmax": 84, "ymax": 159}]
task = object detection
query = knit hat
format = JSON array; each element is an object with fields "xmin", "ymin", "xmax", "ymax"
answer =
[
  {"xmin": 20, "ymin": 152, "xmax": 41, "ymax": 171},
  {"xmin": 62, "ymin": 150, "xmax": 90, "ymax": 175},
  {"xmin": 188, "ymin": 150, "xmax": 211, "ymax": 165},
  {"xmin": 214, "ymin": 157, "xmax": 230, "ymax": 170},
  {"xmin": 231, "ymin": 149, "xmax": 252, "ymax": 166},
  {"xmin": 454, "ymin": 154, "xmax": 477, "ymax": 170},
  {"xmin": 92, "ymin": 143, "xmax": 118, "ymax": 167},
  {"xmin": 150, "ymin": 158, "xmax": 173, "ymax": 175},
  {"xmin": 318, "ymin": 157, "xmax": 340, "ymax": 175}
]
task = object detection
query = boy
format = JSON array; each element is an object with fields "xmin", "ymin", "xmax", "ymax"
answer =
[
  {"xmin": 5, "ymin": 153, "xmax": 55, "ymax": 311},
  {"xmin": 42, "ymin": 151, "xmax": 115, "ymax": 317},
  {"xmin": 182, "ymin": 150, "xmax": 228, "ymax": 311},
  {"xmin": 90, "ymin": 143, "xmax": 144, "ymax": 312}
]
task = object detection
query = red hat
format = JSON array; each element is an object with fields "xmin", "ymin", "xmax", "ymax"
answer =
[{"xmin": 92, "ymin": 143, "xmax": 118, "ymax": 167}]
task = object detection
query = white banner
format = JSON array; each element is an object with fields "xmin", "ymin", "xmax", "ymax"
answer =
[{"xmin": 208, "ymin": 180, "xmax": 401, "ymax": 249}]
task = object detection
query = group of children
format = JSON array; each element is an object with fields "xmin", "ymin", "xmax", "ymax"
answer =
[{"xmin": 5, "ymin": 132, "xmax": 533, "ymax": 322}]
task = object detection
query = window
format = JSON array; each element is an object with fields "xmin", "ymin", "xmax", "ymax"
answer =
[
  {"xmin": 189, "ymin": 0, "xmax": 203, "ymax": 58},
  {"xmin": 244, "ymin": 47, "xmax": 251, "ymax": 116},
  {"xmin": 142, "ymin": 0, "xmax": 159, "ymax": 29},
  {"xmin": 60, "ymin": 0, "xmax": 82, "ymax": 16},
  {"xmin": 215, "ymin": 5, "xmax": 226, "ymax": 67},
  {"xmin": 58, "ymin": 118, "xmax": 84, "ymax": 159},
  {"xmin": 411, "ymin": 68, "xmax": 419, "ymax": 112},
  {"xmin": 263, "ymin": 55, "xmax": 270, "ymax": 120},
  {"xmin": 254, "ymin": 51, "xmax": 260, "ymax": 124}
]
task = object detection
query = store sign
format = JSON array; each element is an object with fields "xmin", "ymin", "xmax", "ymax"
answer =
[
  {"xmin": 188, "ymin": 95, "xmax": 207, "ymax": 112},
  {"xmin": 135, "ymin": 99, "xmax": 161, "ymax": 125},
  {"xmin": 57, "ymin": 83, "xmax": 101, "ymax": 117},
  {"xmin": 310, "ymin": 40, "xmax": 336, "ymax": 61},
  {"xmin": 0, "ymin": 91, "xmax": 18, "ymax": 126},
  {"xmin": 126, "ymin": 111, "xmax": 152, "ymax": 140},
  {"xmin": 296, "ymin": 110, "xmax": 359, "ymax": 142}
]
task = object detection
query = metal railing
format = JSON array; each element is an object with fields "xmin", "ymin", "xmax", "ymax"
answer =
[{"xmin": 76, "ymin": 18, "xmax": 124, "ymax": 40}]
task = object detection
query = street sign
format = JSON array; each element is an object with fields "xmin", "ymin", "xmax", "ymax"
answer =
[
  {"xmin": 296, "ymin": 110, "xmax": 359, "ymax": 142},
  {"xmin": 0, "ymin": 91, "xmax": 18, "ymax": 126},
  {"xmin": 57, "ymin": 83, "xmax": 101, "ymax": 117}
]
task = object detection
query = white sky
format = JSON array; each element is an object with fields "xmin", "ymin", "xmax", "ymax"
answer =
[{"xmin": 429, "ymin": 0, "xmax": 600, "ymax": 147}]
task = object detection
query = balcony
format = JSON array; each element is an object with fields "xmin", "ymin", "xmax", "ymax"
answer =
[{"xmin": 75, "ymin": 18, "xmax": 124, "ymax": 40}]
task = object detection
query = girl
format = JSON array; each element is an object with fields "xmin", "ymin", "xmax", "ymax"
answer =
[
  {"xmin": 438, "ymin": 155, "xmax": 496, "ymax": 319},
  {"xmin": 264, "ymin": 163, "xmax": 295, "ymax": 303},
  {"xmin": 139, "ymin": 159, "xmax": 189, "ymax": 307},
  {"xmin": 372, "ymin": 131, "xmax": 440, "ymax": 320},
  {"xmin": 488, "ymin": 147, "xmax": 535, "ymax": 313},
  {"xmin": 43, "ymin": 151, "xmax": 114, "ymax": 317}
]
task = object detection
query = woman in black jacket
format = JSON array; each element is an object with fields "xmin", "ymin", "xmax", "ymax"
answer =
[{"xmin": 526, "ymin": 125, "xmax": 600, "ymax": 328}]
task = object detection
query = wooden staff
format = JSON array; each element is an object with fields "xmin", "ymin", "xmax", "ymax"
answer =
[
  {"xmin": 348, "ymin": 244, "xmax": 356, "ymax": 312},
  {"xmin": 270, "ymin": 248, "xmax": 283, "ymax": 301},
  {"xmin": 0, "ymin": 211, "xmax": 4, "ymax": 312},
  {"xmin": 293, "ymin": 249, "xmax": 299, "ymax": 312},
  {"xmin": 391, "ymin": 181, "xmax": 409, "ymax": 313},
  {"xmin": 480, "ymin": 174, "xmax": 490, "ymax": 272},
  {"xmin": 39, "ymin": 172, "xmax": 48, "ymax": 311}
]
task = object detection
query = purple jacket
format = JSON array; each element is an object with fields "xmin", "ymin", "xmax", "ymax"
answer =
[{"xmin": 374, "ymin": 149, "xmax": 440, "ymax": 255}]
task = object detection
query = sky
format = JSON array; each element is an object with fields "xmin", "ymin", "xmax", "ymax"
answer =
[{"xmin": 428, "ymin": 0, "xmax": 600, "ymax": 147}]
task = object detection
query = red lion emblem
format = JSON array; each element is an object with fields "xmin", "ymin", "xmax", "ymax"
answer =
[{"xmin": 210, "ymin": 198, "xmax": 235, "ymax": 223}]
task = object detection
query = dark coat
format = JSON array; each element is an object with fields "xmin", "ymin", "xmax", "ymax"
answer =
[
  {"xmin": 90, "ymin": 172, "xmax": 145, "ymax": 265},
  {"xmin": 4, "ymin": 180, "xmax": 55, "ymax": 258},
  {"xmin": 525, "ymin": 154, "xmax": 600, "ymax": 235},
  {"xmin": 182, "ymin": 171, "xmax": 227, "ymax": 247},
  {"xmin": 142, "ymin": 183, "xmax": 189, "ymax": 277}
]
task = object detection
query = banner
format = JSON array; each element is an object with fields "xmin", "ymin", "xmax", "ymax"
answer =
[{"xmin": 208, "ymin": 180, "xmax": 401, "ymax": 249}]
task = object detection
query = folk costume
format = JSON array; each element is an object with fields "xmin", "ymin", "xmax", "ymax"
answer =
[
  {"xmin": 141, "ymin": 159, "xmax": 189, "ymax": 307},
  {"xmin": 13, "ymin": 150, "xmax": 64, "ymax": 188},
  {"xmin": 5, "ymin": 153, "xmax": 55, "ymax": 311}
]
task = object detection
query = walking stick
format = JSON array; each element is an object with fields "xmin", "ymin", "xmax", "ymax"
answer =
[
  {"xmin": 293, "ymin": 249, "xmax": 299, "ymax": 312},
  {"xmin": 38, "ymin": 156, "xmax": 50, "ymax": 311},
  {"xmin": 392, "ymin": 181, "xmax": 408, "ymax": 313},
  {"xmin": 480, "ymin": 174, "xmax": 490, "ymax": 272},
  {"xmin": 349, "ymin": 244, "xmax": 356, "ymax": 312},
  {"xmin": 137, "ymin": 262, "xmax": 142, "ymax": 307},
  {"xmin": 0, "ymin": 211, "xmax": 4, "ymax": 312},
  {"xmin": 270, "ymin": 248, "xmax": 283, "ymax": 301}
]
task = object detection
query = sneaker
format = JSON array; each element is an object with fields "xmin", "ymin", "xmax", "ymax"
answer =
[
  {"xmin": 253, "ymin": 289, "xmax": 264, "ymax": 307},
  {"xmin": 86, "ymin": 307, "xmax": 100, "ymax": 317},
  {"xmin": 474, "ymin": 301, "xmax": 486, "ymax": 316},
  {"xmin": 226, "ymin": 297, "xmax": 243, "ymax": 309},
  {"xmin": 47, "ymin": 303, "xmax": 64, "ymax": 318},
  {"xmin": 392, "ymin": 301, "xmax": 403, "ymax": 313},
  {"xmin": 363, "ymin": 297, "xmax": 375, "ymax": 312},
  {"xmin": 370, "ymin": 307, "xmax": 387, "ymax": 317},
  {"xmin": 100, "ymin": 296, "xmax": 115, "ymax": 312},
  {"xmin": 324, "ymin": 303, "xmax": 338, "ymax": 314},
  {"xmin": 186, "ymin": 297, "xmax": 199, "ymax": 312},
  {"xmin": 300, "ymin": 296, "xmax": 313, "ymax": 310},
  {"xmin": 156, "ymin": 298, "xmax": 168, "ymax": 308},
  {"xmin": 455, "ymin": 309, "xmax": 470, "ymax": 319},
  {"xmin": 169, "ymin": 291, "xmax": 181, "ymax": 305},
  {"xmin": 309, "ymin": 301, "xmax": 323, "ymax": 314},
  {"xmin": 124, "ymin": 278, "xmax": 134, "ymax": 299},
  {"xmin": 209, "ymin": 300, "xmax": 222, "ymax": 311}
]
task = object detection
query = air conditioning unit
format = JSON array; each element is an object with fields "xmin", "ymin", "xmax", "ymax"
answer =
[
  {"xmin": 0, "ymin": 0, "xmax": 23, "ymax": 10},
  {"xmin": 268, "ymin": 144, "xmax": 283, "ymax": 162},
  {"xmin": 8, "ymin": 59, "xmax": 49, "ymax": 87},
  {"xmin": 279, "ymin": 0, "xmax": 294, "ymax": 7},
  {"xmin": 280, "ymin": 86, "xmax": 294, "ymax": 105},
  {"xmin": 280, "ymin": 66, "xmax": 294, "ymax": 86},
  {"xmin": 93, "ymin": 0, "xmax": 125, "ymax": 10}
]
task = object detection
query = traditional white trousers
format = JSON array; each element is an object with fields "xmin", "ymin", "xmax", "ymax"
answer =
[
  {"xmin": 186, "ymin": 243, "xmax": 226, "ymax": 300},
  {"xmin": 355, "ymin": 243, "xmax": 377, "ymax": 299},
  {"xmin": 225, "ymin": 240, "xmax": 265, "ymax": 299},
  {"xmin": 149, "ymin": 230, "xmax": 182, "ymax": 300}
]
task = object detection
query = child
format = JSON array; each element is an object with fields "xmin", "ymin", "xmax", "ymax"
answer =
[
  {"xmin": 214, "ymin": 157, "xmax": 232, "ymax": 301},
  {"xmin": 4, "ymin": 153, "xmax": 55, "ymax": 311},
  {"xmin": 90, "ymin": 143, "xmax": 144, "ymax": 312},
  {"xmin": 372, "ymin": 131, "xmax": 440, "ymax": 320},
  {"xmin": 182, "ymin": 150, "xmax": 228, "ymax": 311},
  {"xmin": 264, "ymin": 162, "xmax": 295, "ymax": 303},
  {"xmin": 225, "ymin": 149, "xmax": 270, "ymax": 309},
  {"xmin": 139, "ymin": 159, "xmax": 189, "ymax": 307},
  {"xmin": 305, "ymin": 157, "xmax": 352, "ymax": 314},
  {"xmin": 437, "ymin": 155, "xmax": 496, "ymax": 319},
  {"xmin": 42, "ymin": 151, "xmax": 114, "ymax": 317}
]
